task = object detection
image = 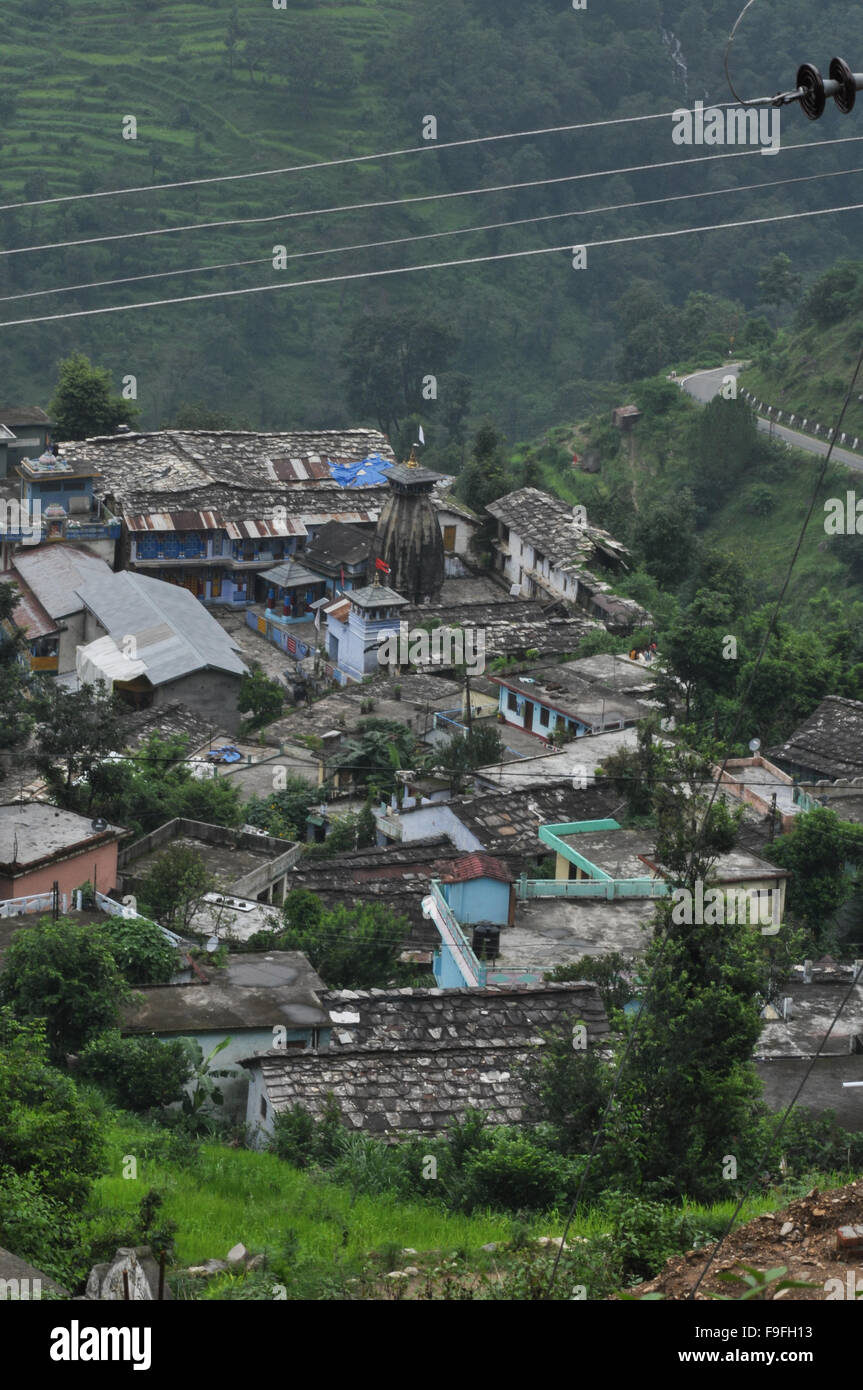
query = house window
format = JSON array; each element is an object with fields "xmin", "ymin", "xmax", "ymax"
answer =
[
  {"xmin": 507, "ymin": 691, "xmax": 518, "ymax": 712},
  {"xmin": 260, "ymin": 1095, "xmax": 268, "ymax": 1120},
  {"xmin": 539, "ymin": 706, "xmax": 550, "ymax": 727}
]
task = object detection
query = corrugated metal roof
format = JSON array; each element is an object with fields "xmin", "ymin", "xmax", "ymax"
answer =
[
  {"xmin": 12, "ymin": 546, "xmax": 113, "ymax": 619},
  {"xmin": 270, "ymin": 456, "xmax": 332, "ymax": 482},
  {"xmin": 75, "ymin": 571, "xmax": 248, "ymax": 685},
  {"xmin": 224, "ymin": 518, "xmax": 307, "ymax": 540},
  {"xmin": 124, "ymin": 509, "xmax": 223, "ymax": 532}
]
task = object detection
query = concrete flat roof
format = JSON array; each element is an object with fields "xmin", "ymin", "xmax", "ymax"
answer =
[
  {"xmin": 124, "ymin": 835, "xmax": 279, "ymax": 891},
  {"xmin": 122, "ymin": 950, "xmax": 328, "ymax": 1034},
  {"xmin": 0, "ymin": 802, "xmax": 125, "ymax": 869},
  {"xmin": 497, "ymin": 897, "xmax": 656, "ymax": 972}
]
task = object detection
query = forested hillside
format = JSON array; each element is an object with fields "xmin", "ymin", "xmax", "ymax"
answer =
[{"xmin": 1, "ymin": 0, "xmax": 862, "ymax": 455}]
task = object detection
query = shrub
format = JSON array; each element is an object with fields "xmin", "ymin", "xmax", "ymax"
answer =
[
  {"xmin": 601, "ymin": 1192, "xmax": 711, "ymax": 1283},
  {"xmin": 460, "ymin": 1130, "xmax": 575, "ymax": 1213},
  {"xmin": 0, "ymin": 1167, "xmax": 89, "ymax": 1290},
  {"xmin": 100, "ymin": 917, "xmax": 179, "ymax": 985},
  {"xmin": 77, "ymin": 1030, "xmax": 192, "ymax": 1110}
]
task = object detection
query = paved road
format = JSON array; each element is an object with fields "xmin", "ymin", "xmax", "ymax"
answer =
[{"xmin": 678, "ymin": 364, "xmax": 863, "ymax": 475}]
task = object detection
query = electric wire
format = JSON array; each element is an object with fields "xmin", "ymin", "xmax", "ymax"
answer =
[
  {"xmin": 3, "ymin": 133, "xmax": 862, "ymax": 261},
  {"xmin": 0, "ymin": 103, "xmax": 756, "ymax": 215},
  {"xmin": 3, "ymin": 162, "xmax": 858, "ymax": 307},
  {"xmin": 5, "ymin": 197, "xmax": 863, "ymax": 329}
]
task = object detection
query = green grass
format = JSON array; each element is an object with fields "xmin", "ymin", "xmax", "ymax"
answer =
[
  {"xmin": 89, "ymin": 1115, "xmax": 534, "ymax": 1267},
  {"xmin": 86, "ymin": 1112, "xmax": 833, "ymax": 1283}
]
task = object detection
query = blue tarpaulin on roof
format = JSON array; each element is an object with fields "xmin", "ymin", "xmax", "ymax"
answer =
[{"xmin": 327, "ymin": 453, "xmax": 394, "ymax": 488}]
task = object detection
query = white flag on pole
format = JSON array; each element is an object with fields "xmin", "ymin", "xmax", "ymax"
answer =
[{"xmin": 417, "ymin": 425, "xmax": 425, "ymax": 445}]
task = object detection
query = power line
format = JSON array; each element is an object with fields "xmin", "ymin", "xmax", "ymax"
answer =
[
  {"xmin": 3, "ymin": 133, "xmax": 861, "ymax": 260},
  {"xmin": 0, "ymin": 104, "xmax": 749, "ymax": 214},
  {"xmin": 5, "ymin": 195, "xmax": 863, "ymax": 329},
  {"xmin": 4, "ymin": 162, "xmax": 857, "ymax": 307}
]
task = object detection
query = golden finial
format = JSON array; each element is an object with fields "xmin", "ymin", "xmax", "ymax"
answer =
[{"xmin": 405, "ymin": 445, "xmax": 418, "ymax": 468}]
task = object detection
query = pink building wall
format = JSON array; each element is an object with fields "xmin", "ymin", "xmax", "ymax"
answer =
[{"xmin": 0, "ymin": 841, "xmax": 120, "ymax": 902}]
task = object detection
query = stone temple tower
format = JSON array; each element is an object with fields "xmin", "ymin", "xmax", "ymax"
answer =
[{"xmin": 374, "ymin": 448, "xmax": 445, "ymax": 604}]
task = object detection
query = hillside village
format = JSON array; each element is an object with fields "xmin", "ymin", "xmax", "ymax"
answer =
[{"xmin": 1, "ymin": 394, "xmax": 863, "ymax": 1309}]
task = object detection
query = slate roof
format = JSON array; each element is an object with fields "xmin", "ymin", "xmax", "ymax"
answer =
[
  {"xmin": 12, "ymin": 545, "xmax": 112, "ymax": 619},
  {"xmin": 768, "ymin": 696, "xmax": 863, "ymax": 781},
  {"xmin": 260, "ymin": 559, "xmax": 326, "ymax": 590},
  {"xmin": 249, "ymin": 982, "xmax": 608, "ymax": 1136},
  {"xmin": 435, "ymin": 784, "xmax": 625, "ymax": 859},
  {"xmin": 303, "ymin": 520, "xmax": 373, "ymax": 569},
  {"xmin": 321, "ymin": 981, "xmax": 608, "ymax": 1049},
  {"xmin": 75, "ymin": 571, "xmax": 248, "ymax": 684},
  {"xmin": 349, "ymin": 582, "xmax": 410, "ymax": 608},
  {"xmin": 67, "ymin": 428, "xmax": 396, "ymax": 497},
  {"xmin": 486, "ymin": 486, "xmax": 630, "ymax": 575},
  {"xmin": 287, "ymin": 839, "xmax": 490, "ymax": 946}
]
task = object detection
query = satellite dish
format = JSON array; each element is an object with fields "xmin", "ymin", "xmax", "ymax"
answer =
[
  {"xmin": 91, "ymin": 817, "xmax": 108, "ymax": 832},
  {"xmin": 748, "ymin": 738, "xmax": 761, "ymax": 754}
]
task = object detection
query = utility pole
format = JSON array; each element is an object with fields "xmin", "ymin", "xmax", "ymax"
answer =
[{"xmin": 464, "ymin": 668, "xmax": 473, "ymax": 738}]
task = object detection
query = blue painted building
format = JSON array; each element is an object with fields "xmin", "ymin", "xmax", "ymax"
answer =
[
  {"xmin": 424, "ymin": 855, "xmax": 515, "ymax": 989},
  {"xmin": 325, "ymin": 579, "xmax": 409, "ymax": 684}
]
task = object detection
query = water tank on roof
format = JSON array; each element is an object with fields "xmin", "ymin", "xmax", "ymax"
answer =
[{"xmin": 472, "ymin": 921, "xmax": 501, "ymax": 962}]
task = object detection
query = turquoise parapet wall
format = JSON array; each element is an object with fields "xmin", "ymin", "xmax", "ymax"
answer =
[{"xmin": 538, "ymin": 819, "xmax": 621, "ymax": 878}]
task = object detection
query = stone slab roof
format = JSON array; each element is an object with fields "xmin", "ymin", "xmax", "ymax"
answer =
[
  {"xmin": 321, "ymin": 981, "xmax": 608, "ymax": 1050},
  {"xmin": 486, "ymin": 486, "xmax": 630, "ymax": 574},
  {"xmin": 288, "ymin": 839, "xmax": 496, "ymax": 947},
  {"xmin": 302, "ymin": 520, "xmax": 373, "ymax": 569},
  {"xmin": 66, "ymin": 428, "xmax": 395, "ymax": 499},
  {"xmin": 439, "ymin": 784, "xmax": 625, "ymax": 859},
  {"xmin": 768, "ymin": 696, "xmax": 863, "ymax": 781},
  {"xmin": 249, "ymin": 981, "xmax": 608, "ymax": 1135}
]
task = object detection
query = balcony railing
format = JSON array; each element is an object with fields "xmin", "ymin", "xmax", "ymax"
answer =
[{"xmin": 427, "ymin": 880, "xmax": 487, "ymax": 987}]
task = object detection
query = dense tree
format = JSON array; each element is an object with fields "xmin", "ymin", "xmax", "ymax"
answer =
[
  {"xmin": 78, "ymin": 1030, "xmax": 192, "ymax": 1110},
  {"xmin": 137, "ymin": 845, "xmax": 215, "ymax": 930},
  {"xmin": 244, "ymin": 777, "xmax": 318, "ymax": 840},
  {"xmin": 757, "ymin": 254, "xmax": 802, "ymax": 313},
  {"xmin": 32, "ymin": 680, "xmax": 126, "ymax": 803},
  {"xmin": 100, "ymin": 915, "xmax": 180, "ymax": 985},
  {"xmin": 766, "ymin": 806, "xmax": 863, "ymax": 937},
  {"xmin": 342, "ymin": 313, "xmax": 458, "ymax": 439},
  {"xmin": 0, "ymin": 1009, "xmax": 105, "ymax": 1207},
  {"xmin": 237, "ymin": 665, "xmax": 284, "ymax": 729},
  {"xmin": 0, "ymin": 918, "xmax": 130, "ymax": 1062},
  {"xmin": 273, "ymin": 893, "xmax": 410, "ymax": 988},
  {"xmin": 48, "ymin": 352, "xmax": 139, "ymax": 440}
]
